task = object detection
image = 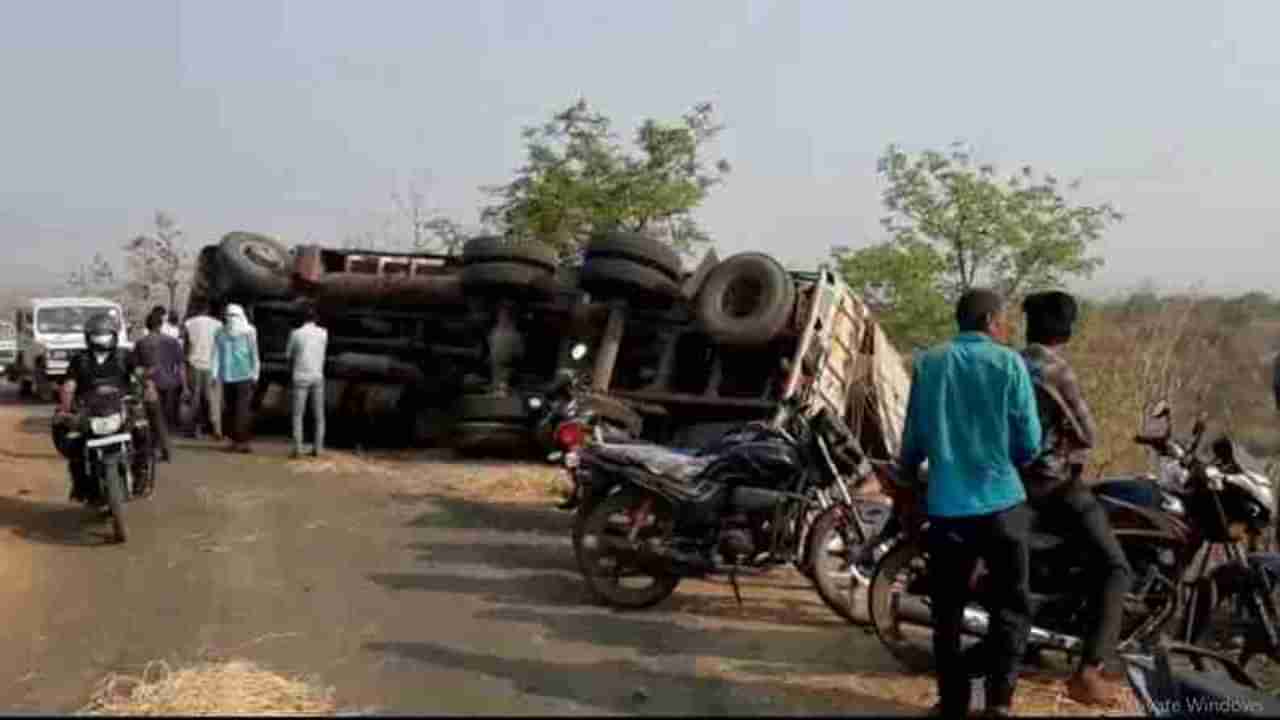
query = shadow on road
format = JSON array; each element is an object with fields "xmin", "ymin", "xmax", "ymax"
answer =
[
  {"xmin": 0, "ymin": 494, "xmax": 118, "ymax": 547},
  {"xmin": 395, "ymin": 492, "xmax": 570, "ymax": 537},
  {"xmin": 363, "ymin": 640, "xmax": 910, "ymax": 716}
]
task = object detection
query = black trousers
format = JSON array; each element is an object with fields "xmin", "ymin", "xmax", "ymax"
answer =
[
  {"xmin": 1034, "ymin": 485, "xmax": 1134, "ymax": 667},
  {"xmin": 928, "ymin": 504, "xmax": 1033, "ymax": 715},
  {"xmin": 159, "ymin": 386, "xmax": 182, "ymax": 432},
  {"xmin": 225, "ymin": 381, "xmax": 256, "ymax": 445}
]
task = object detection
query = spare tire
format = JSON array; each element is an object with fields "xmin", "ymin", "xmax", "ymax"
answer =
[
  {"xmin": 584, "ymin": 232, "xmax": 682, "ymax": 282},
  {"xmin": 461, "ymin": 236, "xmax": 558, "ymax": 297},
  {"xmin": 218, "ymin": 232, "xmax": 292, "ymax": 299},
  {"xmin": 695, "ymin": 253, "xmax": 797, "ymax": 346},
  {"xmin": 580, "ymin": 258, "xmax": 679, "ymax": 305},
  {"xmin": 455, "ymin": 393, "xmax": 529, "ymax": 423}
]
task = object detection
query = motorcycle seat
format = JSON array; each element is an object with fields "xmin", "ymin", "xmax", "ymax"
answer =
[{"xmin": 587, "ymin": 443, "xmax": 716, "ymax": 483}]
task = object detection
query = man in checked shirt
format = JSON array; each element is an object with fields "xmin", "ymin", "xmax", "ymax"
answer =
[{"xmin": 1020, "ymin": 290, "xmax": 1132, "ymax": 707}]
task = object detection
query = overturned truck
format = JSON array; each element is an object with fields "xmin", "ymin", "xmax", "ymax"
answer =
[{"xmin": 188, "ymin": 231, "xmax": 910, "ymax": 460}]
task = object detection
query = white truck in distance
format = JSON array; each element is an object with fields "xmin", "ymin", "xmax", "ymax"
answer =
[
  {"xmin": 0, "ymin": 321, "xmax": 15, "ymax": 379},
  {"xmin": 7, "ymin": 298, "xmax": 132, "ymax": 401}
]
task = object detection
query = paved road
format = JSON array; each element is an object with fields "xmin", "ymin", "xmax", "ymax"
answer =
[{"xmin": 0, "ymin": 387, "xmax": 912, "ymax": 715}]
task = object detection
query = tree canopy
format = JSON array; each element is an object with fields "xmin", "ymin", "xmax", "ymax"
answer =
[
  {"xmin": 835, "ymin": 143, "xmax": 1123, "ymax": 349},
  {"xmin": 482, "ymin": 99, "xmax": 731, "ymax": 258}
]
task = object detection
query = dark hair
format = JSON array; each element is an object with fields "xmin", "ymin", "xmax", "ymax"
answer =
[
  {"xmin": 1023, "ymin": 290, "xmax": 1078, "ymax": 345},
  {"xmin": 303, "ymin": 303, "xmax": 319, "ymax": 323},
  {"xmin": 955, "ymin": 288, "xmax": 1006, "ymax": 332},
  {"xmin": 146, "ymin": 312, "xmax": 164, "ymax": 332}
]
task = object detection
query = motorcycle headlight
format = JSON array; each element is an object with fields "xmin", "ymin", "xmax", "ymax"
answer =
[
  {"xmin": 90, "ymin": 413, "xmax": 124, "ymax": 435},
  {"xmin": 527, "ymin": 396, "xmax": 544, "ymax": 411}
]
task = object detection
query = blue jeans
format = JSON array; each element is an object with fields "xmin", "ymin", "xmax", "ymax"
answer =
[{"xmin": 291, "ymin": 380, "xmax": 325, "ymax": 454}]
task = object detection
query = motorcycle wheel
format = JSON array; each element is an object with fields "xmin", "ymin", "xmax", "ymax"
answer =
[
  {"xmin": 807, "ymin": 502, "xmax": 871, "ymax": 625},
  {"xmin": 867, "ymin": 536, "xmax": 993, "ymax": 678},
  {"xmin": 573, "ymin": 489, "xmax": 681, "ymax": 609},
  {"xmin": 104, "ymin": 461, "xmax": 128, "ymax": 544}
]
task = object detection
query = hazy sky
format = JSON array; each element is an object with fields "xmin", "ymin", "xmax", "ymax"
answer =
[{"xmin": 2, "ymin": 1, "xmax": 1277, "ymax": 297}]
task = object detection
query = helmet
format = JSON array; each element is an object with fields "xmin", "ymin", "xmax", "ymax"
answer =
[{"xmin": 84, "ymin": 312, "xmax": 120, "ymax": 352}]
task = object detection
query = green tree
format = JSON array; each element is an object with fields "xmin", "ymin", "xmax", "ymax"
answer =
[
  {"xmin": 66, "ymin": 252, "xmax": 118, "ymax": 297},
  {"xmin": 835, "ymin": 142, "xmax": 1123, "ymax": 350},
  {"xmin": 124, "ymin": 211, "xmax": 190, "ymax": 312},
  {"xmin": 482, "ymin": 98, "xmax": 731, "ymax": 258}
]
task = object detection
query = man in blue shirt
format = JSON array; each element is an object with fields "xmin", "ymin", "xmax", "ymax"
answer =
[{"xmin": 893, "ymin": 288, "xmax": 1042, "ymax": 717}]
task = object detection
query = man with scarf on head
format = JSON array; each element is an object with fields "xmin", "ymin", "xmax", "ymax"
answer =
[
  {"xmin": 215, "ymin": 304, "xmax": 260, "ymax": 454},
  {"xmin": 1020, "ymin": 290, "xmax": 1132, "ymax": 706}
]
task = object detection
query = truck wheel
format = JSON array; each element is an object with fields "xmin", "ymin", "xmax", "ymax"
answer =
[
  {"xmin": 580, "ymin": 258, "xmax": 679, "ymax": 305},
  {"xmin": 19, "ymin": 379, "xmax": 32, "ymax": 399},
  {"xmin": 218, "ymin": 232, "xmax": 292, "ymax": 298},
  {"xmin": 455, "ymin": 393, "xmax": 529, "ymax": 423},
  {"xmin": 584, "ymin": 232, "xmax": 683, "ymax": 282},
  {"xmin": 581, "ymin": 394, "xmax": 644, "ymax": 437},
  {"xmin": 695, "ymin": 253, "xmax": 796, "ymax": 346},
  {"xmin": 453, "ymin": 421, "xmax": 531, "ymax": 457},
  {"xmin": 460, "ymin": 236, "xmax": 558, "ymax": 298}
]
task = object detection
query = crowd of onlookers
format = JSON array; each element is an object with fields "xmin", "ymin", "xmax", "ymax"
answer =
[{"xmin": 129, "ymin": 302, "xmax": 327, "ymax": 461}]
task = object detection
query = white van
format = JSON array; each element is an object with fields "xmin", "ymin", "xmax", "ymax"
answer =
[
  {"xmin": 0, "ymin": 321, "xmax": 15, "ymax": 379},
  {"xmin": 8, "ymin": 297, "xmax": 132, "ymax": 400}
]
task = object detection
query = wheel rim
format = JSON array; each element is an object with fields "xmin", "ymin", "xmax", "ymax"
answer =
[
  {"xmin": 239, "ymin": 238, "xmax": 287, "ymax": 272},
  {"xmin": 577, "ymin": 496, "xmax": 675, "ymax": 603}
]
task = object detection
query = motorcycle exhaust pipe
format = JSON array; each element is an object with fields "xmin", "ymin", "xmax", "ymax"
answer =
[{"xmin": 961, "ymin": 607, "xmax": 1082, "ymax": 652}]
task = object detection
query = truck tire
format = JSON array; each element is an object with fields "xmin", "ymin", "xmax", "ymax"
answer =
[
  {"xmin": 695, "ymin": 253, "xmax": 796, "ymax": 347},
  {"xmin": 460, "ymin": 262, "xmax": 555, "ymax": 299},
  {"xmin": 218, "ymin": 232, "xmax": 292, "ymax": 298},
  {"xmin": 453, "ymin": 421, "xmax": 531, "ymax": 457},
  {"xmin": 19, "ymin": 379, "xmax": 32, "ymax": 399},
  {"xmin": 584, "ymin": 232, "xmax": 682, "ymax": 282},
  {"xmin": 455, "ymin": 393, "xmax": 529, "ymax": 423},
  {"xmin": 460, "ymin": 236, "xmax": 558, "ymax": 297},
  {"xmin": 462, "ymin": 236, "xmax": 558, "ymax": 271},
  {"xmin": 581, "ymin": 394, "xmax": 644, "ymax": 436},
  {"xmin": 580, "ymin": 258, "xmax": 679, "ymax": 305}
]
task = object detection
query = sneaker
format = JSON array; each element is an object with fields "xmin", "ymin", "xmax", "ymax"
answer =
[
  {"xmin": 290, "ymin": 449, "xmax": 302, "ymax": 460},
  {"xmin": 311, "ymin": 448, "xmax": 321, "ymax": 458}
]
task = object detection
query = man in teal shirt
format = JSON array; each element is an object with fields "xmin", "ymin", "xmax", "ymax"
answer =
[{"xmin": 893, "ymin": 288, "xmax": 1042, "ymax": 717}]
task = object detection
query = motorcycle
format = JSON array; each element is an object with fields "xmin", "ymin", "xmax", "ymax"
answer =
[
  {"xmin": 867, "ymin": 401, "xmax": 1277, "ymax": 677},
  {"xmin": 568, "ymin": 383, "xmax": 868, "ymax": 610},
  {"xmin": 528, "ymin": 342, "xmax": 645, "ymax": 510},
  {"xmin": 52, "ymin": 384, "xmax": 153, "ymax": 543}
]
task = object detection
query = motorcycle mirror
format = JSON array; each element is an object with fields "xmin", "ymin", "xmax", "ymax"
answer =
[{"xmin": 570, "ymin": 343, "xmax": 589, "ymax": 362}]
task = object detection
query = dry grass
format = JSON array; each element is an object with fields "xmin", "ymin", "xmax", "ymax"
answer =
[
  {"xmin": 1069, "ymin": 295, "xmax": 1280, "ymax": 479},
  {"xmin": 80, "ymin": 660, "xmax": 335, "ymax": 716},
  {"xmin": 285, "ymin": 449, "xmax": 569, "ymax": 503}
]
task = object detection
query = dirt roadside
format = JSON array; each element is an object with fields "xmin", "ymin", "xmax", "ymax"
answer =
[{"xmin": 0, "ymin": 385, "xmax": 1137, "ymax": 715}]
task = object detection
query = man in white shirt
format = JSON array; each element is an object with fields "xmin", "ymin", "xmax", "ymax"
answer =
[
  {"xmin": 183, "ymin": 304, "xmax": 223, "ymax": 440},
  {"xmin": 287, "ymin": 303, "xmax": 328, "ymax": 459}
]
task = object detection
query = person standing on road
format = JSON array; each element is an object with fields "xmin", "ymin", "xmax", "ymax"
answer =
[
  {"xmin": 287, "ymin": 303, "xmax": 328, "ymax": 459},
  {"xmin": 215, "ymin": 304, "xmax": 260, "ymax": 454},
  {"xmin": 134, "ymin": 309, "xmax": 186, "ymax": 462},
  {"xmin": 889, "ymin": 288, "xmax": 1041, "ymax": 718},
  {"xmin": 183, "ymin": 304, "xmax": 223, "ymax": 440},
  {"xmin": 1020, "ymin": 291, "xmax": 1131, "ymax": 706},
  {"xmin": 161, "ymin": 307, "xmax": 182, "ymax": 343}
]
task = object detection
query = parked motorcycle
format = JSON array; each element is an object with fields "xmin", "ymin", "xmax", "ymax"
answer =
[
  {"xmin": 568, "ymin": 383, "xmax": 867, "ymax": 609},
  {"xmin": 52, "ymin": 385, "xmax": 153, "ymax": 543},
  {"xmin": 867, "ymin": 401, "xmax": 1277, "ymax": 677}
]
